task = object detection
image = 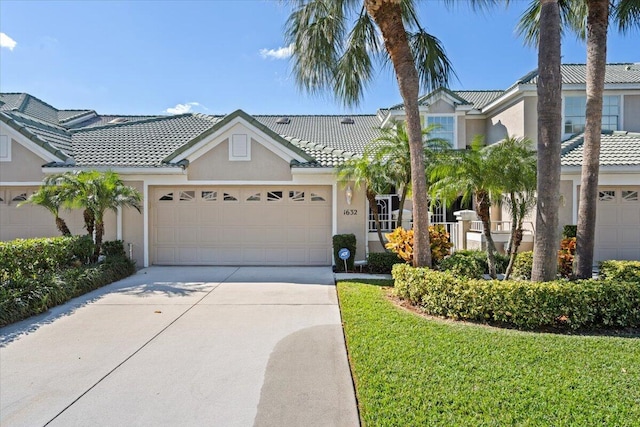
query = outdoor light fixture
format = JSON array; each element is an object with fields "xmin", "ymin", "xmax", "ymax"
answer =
[{"xmin": 345, "ymin": 185, "xmax": 353, "ymax": 205}]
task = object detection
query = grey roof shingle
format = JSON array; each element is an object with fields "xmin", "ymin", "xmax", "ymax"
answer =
[
  {"xmin": 453, "ymin": 90, "xmax": 505, "ymax": 109},
  {"xmin": 518, "ymin": 63, "xmax": 640, "ymax": 86},
  {"xmin": 561, "ymin": 131, "xmax": 640, "ymax": 167},
  {"xmin": 254, "ymin": 115, "xmax": 382, "ymax": 156}
]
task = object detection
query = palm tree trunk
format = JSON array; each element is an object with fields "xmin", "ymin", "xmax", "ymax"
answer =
[
  {"xmin": 55, "ymin": 216, "xmax": 72, "ymax": 236},
  {"xmin": 506, "ymin": 192, "xmax": 518, "ymax": 255},
  {"xmin": 532, "ymin": 0, "xmax": 562, "ymax": 282},
  {"xmin": 575, "ymin": 0, "xmax": 608, "ymax": 279},
  {"xmin": 367, "ymin": 189, "xmax": 387, "ymax": 250},
  {"xmin": 505, "ymin": 227, "xmax": 524, "ymax": 280},
  {"xmin": 94, "ymin": 220, "xmax": 104, "ymax": 261},
  {"xmin": 84, "ymin": 208, "xmax": 95, "ymax": 238},
  {"xmin": 476, "ymin": 190, "xmax": 497, "ymax": 278},
  {"xmin": 396, "ymin": 183, "xmax": 408, "ymax": 228},
  {"xmin": 366, "ymin": 0, "xmax": 432, "ymax": 268}
]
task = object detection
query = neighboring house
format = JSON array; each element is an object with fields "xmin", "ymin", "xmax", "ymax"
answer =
[{"xmin": 1, "ymin": 63, "xmax": 639, "ymax": 266}]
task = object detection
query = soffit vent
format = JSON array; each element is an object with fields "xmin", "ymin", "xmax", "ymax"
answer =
[
  {"xmin": 276, "ymin": 117, "xmax": 291, "ymax": 124},
  {"xmin": 341, "ymin": 117, "xmax": 354, "ymax": 124}
]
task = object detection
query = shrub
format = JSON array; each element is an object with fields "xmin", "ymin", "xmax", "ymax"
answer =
[
  {"xmin": 333, "ymin": 234, "xmax": 356, "ymax": 272},
  {"xmin": 392, "ymin": 264, "xmax": 640, "ymax": 330},
  {"xmin": 0, "ymin": 256, "xmax": 135, "ymax": 327},
  {"xmin": 101, "ymin": 240, "xmax": 127, "ymax": 258},
  {"xmin": 599, "ymin": 260, "xmax": 640, "ymax": 283},
  {"xmin": 0, "ymin": 236, "xmax": 95, "ymax": 279},
  {"xmin": 385, "ymin": 226, "xmax": 454, "ymax": 264},
  {"xmin": 558, "ymin": 237, "xmax": 576, "ymax": 279},
  {"xmin": 439, "ymin": 250, "xmax": 509, "ymax": 276},
  {"xmin": 367, "ymin": 252, "xmax": 403, "ymax": 274},
  {"xmin": 438, "ymin": 252, "xmax": 485, "ymax": 279},
  {"xmin": 511, "ymin": 251, "xmax": 534, "ymax": 280},
  {"xmin": 563, "ymin": 225, "xmax": 577, "ymax": 239}
]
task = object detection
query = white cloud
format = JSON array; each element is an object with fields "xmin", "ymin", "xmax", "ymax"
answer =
[
  {"xmin": 0, "ymin": 33, "xmax": 17, "ymax": 51},
  {"xmin": 259, "ymin": 44, "xmax": 293, "ymax": 60},
  {"xmin": 164, "ymin": 102, "xmax": 205, "ymax": 115}
]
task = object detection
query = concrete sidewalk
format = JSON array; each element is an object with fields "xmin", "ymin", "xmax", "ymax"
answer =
[{"xmin": 0, "ymin": 267, "xmax": 359, "ymax": 427}]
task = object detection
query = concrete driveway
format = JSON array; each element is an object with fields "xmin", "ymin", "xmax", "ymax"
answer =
[{"xmin": 0, "ymin": 267, "xmax": 359, "ymax": 427}]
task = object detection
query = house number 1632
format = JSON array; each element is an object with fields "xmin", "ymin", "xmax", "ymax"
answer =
[{"xmin": 343, "ymin": 209, "xmax": 358, "ymax": 216}]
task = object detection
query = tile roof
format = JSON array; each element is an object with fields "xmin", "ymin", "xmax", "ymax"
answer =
[
  {"xmin": 453, "ymin": 90, "xmax": 505, "ymax": 109},
  {"xmin": 68, "ymin": 114, "xmax": 164, "ymax": 129},
  {"xmin": 516, "ymin": 63, "xmax": 640, "ymax": 86},
  {"xmin": 254, "ymin": 115, "xmax": 382, "ymax": 155},
  {"xmin": 561, "ymin": 131, "xmax": 640, "ymax": 167}
]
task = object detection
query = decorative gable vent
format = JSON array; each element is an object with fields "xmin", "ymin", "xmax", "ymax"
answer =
[
  {"xmin": 276, "ymin": 117, "xmax": 291, "ymax": 124},
  {"xmin": 340, "ymin": 117, "xmax": 354, "ymax": 124},
  {"xmin": 108, "ymin": 117, "xmax": 128, "ymax": 124}
]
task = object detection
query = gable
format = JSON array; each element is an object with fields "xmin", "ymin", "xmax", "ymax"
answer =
[
  {"xmin": 188, "ymin": 134, "xmax": 293, "ymax": 181},
  {"xmin": 0, "ymin": 137, "xmax": 49, "ymax": 182}
]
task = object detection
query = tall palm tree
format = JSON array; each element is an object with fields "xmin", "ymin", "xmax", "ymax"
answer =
[
  {"xmin": 336, "ymin": 154, "xmax": 391, "ymax": 248},
  {"xmin": 285, "ymin": 0, "xmax": 500, "ymax": 267},
  {"xmin": 18, "ymin": 185, "xmax": 71, "ymax": 236},
  {"xmin": 371, "ymin": 121, "xmax": 450, "ymax": 228},
  {"xmin": 429, "ymin": 136, "xmax": 503, "ymax": 278},
  {"xmin": 518, "ymin": 1, "xmax": 640, "ymax": 278},
  {"xmin": 487, "ymin": 136, "xmax": 537, "ymax": 279}
]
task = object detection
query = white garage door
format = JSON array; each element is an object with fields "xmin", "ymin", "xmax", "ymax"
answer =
[
  {"xmin": 150, "ymin": 186, "xmax": 332, "ymax": 265},
  {"xmin": 595, "ymin": 187, "xmax": 640, "ymax": 262}
]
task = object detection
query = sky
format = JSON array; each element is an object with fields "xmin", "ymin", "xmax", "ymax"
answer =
[{"xmin": 0, "ymin": 1, "xmax": 638, "ymax": 116}]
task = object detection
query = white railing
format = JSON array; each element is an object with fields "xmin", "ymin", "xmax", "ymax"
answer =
[
  {"xmin": 470, "ymin": 221, "xmax": 535, "ymax": 234},
  {"xmin": 432, "ymin": 222, "xmax": 458, "ymax": 253}
]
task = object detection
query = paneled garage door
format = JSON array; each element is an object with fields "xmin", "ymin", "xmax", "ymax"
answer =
[
  {"xmin": 595, "ymin": 186, "xmax": 640, "ymax": 262},
  {"xmin": 150, "ymin": 186, "xmax": 332, "ymax": 265}
]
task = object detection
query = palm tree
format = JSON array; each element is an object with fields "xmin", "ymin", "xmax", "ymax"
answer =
[
  {"xmin": 487, "ymin": 136, "xmax": 537, "ymax": 279},
  {"xmin": 518, "ymin": 1, "xmax": 640, "ymax": 278},
  {"xmin": 285, "ymin": 0, "xmax": 501, "ymax": 267},
  {"xmin": 53, "ymin": 170, "xmax": 142, "ymax": 259},
  {"xmin": 371, "ymin": 121, "xmax": 450, "ymax": 228},
  {"xmin": 49, "ymin": 172, "xmax": 95, "ymax": 237},
  {"xmin": 18, "ymin": 184, "xmax": 71, "ymax": 236},
  {"xmin": 429, "ymin": 136, "xmax": 503, "ymax": 278},
  {"xmin": 336, "ymin": 154, "xmax": 391, "ymax": 248}
]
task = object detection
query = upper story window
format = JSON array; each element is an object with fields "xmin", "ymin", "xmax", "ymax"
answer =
[
  {"xmin": 426, "ymin": 116, "xmax": 454, "ymax": 147},
  {"xmin": 564, "ymin": 95, "xmax": 619, "ymax": 135}
]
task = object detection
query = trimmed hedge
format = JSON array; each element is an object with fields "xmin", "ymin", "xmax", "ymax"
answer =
[
  {"xmin": 367, "ymin": 252, "xmax": 403, "ymax": 274},
  {"xmin": 0, "ymin": 255, "xmax": 136, "ymax": 327},
  {"xmin": 437, "ymin": 250, "xmax": 509, "ymax": 278},
  {"xmin": 0, "ymin": 236, "xmax": 94, "ymax": 279},
  {"xmin": 600, "ymin": 260, "xmax": 640, "ymax": 283},
  {"xmin": 511, "ymin": 251, "xmax": 533, "ymax": 280},
  {"xmin": 393, "ymin": 264, "xmax": 640, "ymax": 330}
]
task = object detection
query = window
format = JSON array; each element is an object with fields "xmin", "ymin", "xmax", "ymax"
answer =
[
  {"xmin": 564, "ymin": 96, "xmax": 619, "ymax": 134},
  {"xmin": 289, "ymin": 191, "xmax": 304, "ymax": 202},
  {"xmin": 159, "ymin": 192, "xmax": 174, "ymax": 201},
  {"xmin": 12, "ymin": 193, "xmax": 28, "ymax": 202},
  {"xmin": 426, "ymin": 116, "xmax": 454, "ymax": 147},
  {"xmin": 622, "ymin": 190, "xmax": 638, "ymax": 202},
  {"xmin": 179, "ymin": 191, "xmax": 195, "ymax": 201},
  {"xmin": 246, "ymin": 193, "xmax": 261, "ymax": 202},
  {"xmin": 598, "ymin": 190, "xmax": 616, "ymax": 202},
  {"xmin": 201, "ymin": 191, "xmax": 217, "ymax": 201},
  {"xmin": 310, "ymin": 193, "xmax": 326, "ymax": 202},
  {"xmin": 267, "ymin": 191, "xmax": 283, "ymax": 202},
  {"xmin": 223, "ymin": 192, "xmax": 238, "ymax": 202}
]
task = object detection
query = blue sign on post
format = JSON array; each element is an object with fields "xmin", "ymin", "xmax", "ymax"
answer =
[{"xmin": 338, "ymin": 248, "xmax": 350, "ymax": 273}]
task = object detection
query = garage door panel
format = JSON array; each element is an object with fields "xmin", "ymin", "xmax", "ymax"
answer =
[
  {"xmin": 597, "ymin": 206, "xmax": 619, "ymax": 225},
  {"xmin": 151, "ymin": 186, "xmax": 331, "ymax": 265},
  {"xmin": 621, "ymin": 228, "xmax": 640, "ymax": 244},
  {"xmin": 621, "ymin": 207, "xmax": 640, "ymax": 225},
  {"xmin": 620, "ymin": 248, "xmax": 640, "ymax": 261}
]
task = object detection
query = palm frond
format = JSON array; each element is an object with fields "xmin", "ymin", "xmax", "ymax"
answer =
[
  {"xmin": 614, "ymin": 0, "xmax": 640, "ymax": 34},
  {"xmin": 517, "ymin": 0, "xmax": 587, "ymax": 47},
  {"xmin": 408, "ymin": 30, "xmax": 457, "ymax": 92}
]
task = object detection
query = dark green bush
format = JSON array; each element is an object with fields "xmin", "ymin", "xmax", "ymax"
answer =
[
  {"xmin": 0, "ymin": 256, "xmax": 135, "ymax": 327},
  {"xmin": 511, "ymin": 251, "xmax": 534, "ymax": 280},
  {"xmin": 438, "ymin": 252, "xmax": 485, "ymax": 279},
  {"xmin": 438, "ymin": 250, "xmax": 509, "ymax": 277},
  {"xmin": 563, "ymin": 225, "xmax": 577, "ymax": 239},
  {"xmin": 599, "ymin": 260, "xmax": 640, "ymax": 283},
  {"xmin": 392, "ymin": 263, "xmax": 640, "ymax": 330},
  {"xmin": 0, "ymin": 236, "xmax": 95, "ymax": 279},
  {"xmin": 367, "ymin": 252, "xmax": 403, "ymax": 274},
  {"xmin": 101, "ymin": 240, "xmax": 127, "ymax": 258},
  {"xmin": 333, "ymin": 234, "xmax": 356, "ymax": 272}
]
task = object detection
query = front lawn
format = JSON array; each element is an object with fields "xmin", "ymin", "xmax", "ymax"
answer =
[{"xmin": 338, "ymin": 279, "xmax": 640, "ymax": 426}]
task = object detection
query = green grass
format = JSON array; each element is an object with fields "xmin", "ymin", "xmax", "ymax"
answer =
[{"xmin": 337, "ymin": 280, "xmax": 640, "ymax": 427}]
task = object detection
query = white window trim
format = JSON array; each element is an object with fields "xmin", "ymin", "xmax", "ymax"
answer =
[
  {"xmin": 562, "ymin": 93, "xmax": 622, "ymax": 139},
  {"xmin": 424, "ymin": 114, "xmax": 456, "ymax": 148},
  {"xmin": 0, "ymin": 134, "xmax": 11, "ymax": 162}
]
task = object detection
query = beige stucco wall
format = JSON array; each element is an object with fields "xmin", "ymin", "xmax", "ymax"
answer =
[
  {"xmin": 122, "ymin": 180, "xmax": 144, "ymax": 266},
  {"xmin": 486, "ymin": 98, "xmax": 525, "ymax": 144},
  {"xmin": 335, "ymin": 182, "xmax": 367, "ymax": 262},
  {"xmin": 558, "ymin": 180, "xmax": 574, "ymax": 231},
  {"xmin": 0, "ymin": 139, "xmax": 47, "ymax": 182},
  {"xmin": 624, "ymin": 95, "xmax": 640, "ymax": 132},
  {"xmin": 427, "ymin": 99, "xmax": 455, "ymax": 114},
  {"xmin": 523, "ymin": 96, "xmax": 538, "ymax": 143},
  {"xmin": 465, "ymin": 118, "xmax": 485, "ymax": 148},
  {"xmin": 188, "ymin": 138, "xmax": 293, "ymax": 181}
]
